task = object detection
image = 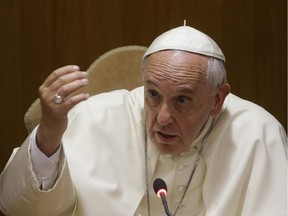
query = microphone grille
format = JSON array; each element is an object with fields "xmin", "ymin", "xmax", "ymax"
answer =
[{"xmin": 153, "ymin": 178, "xmax": 168, "ymax": 194}]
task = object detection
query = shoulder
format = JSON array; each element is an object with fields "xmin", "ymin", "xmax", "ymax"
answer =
[
  {"xmin": 206, "ymin": 93, "xmax": 287, "ymax": 166},
  {"xmin": 64, "ymin": 86, "xmax": 145, "ymax": 141},
  {"xmin": 222, "ymin": 93, "xmax": 283, "ymax": 128},
  {"xmin": 214, "ymin": 93, "xmax": 287, "ymax": 149},
  {"xmin": 69, "ymin": 87, "xmax": 144, "ymax": 116}
]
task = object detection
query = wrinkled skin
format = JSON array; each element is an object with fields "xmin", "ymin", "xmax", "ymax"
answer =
[{"xmin": 143, "ymin": 50, "xmax": 230, "ymax": 155}]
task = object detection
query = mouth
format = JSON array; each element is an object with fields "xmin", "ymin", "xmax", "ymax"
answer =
[{"xmin": 156, "ymin": 131, "xmax": 177, "ymax": 143}]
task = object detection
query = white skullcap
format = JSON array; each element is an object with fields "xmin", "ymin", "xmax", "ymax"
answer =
[{"xmin": 144, "ymin": 25, "xmax": 225, "ymax": 62}]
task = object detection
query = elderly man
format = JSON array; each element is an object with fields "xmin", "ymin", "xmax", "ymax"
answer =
[{"xmin": 0, "ymin": 25, "xmax": 287, "ymax": 216}]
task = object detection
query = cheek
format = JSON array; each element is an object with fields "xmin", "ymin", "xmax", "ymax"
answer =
[
  {"xmin": 179, "ymin": 109, "xmax": 211, "ymax": 139},
  {"xmin": 179, "ymin": 119, "xmax": 203, "ymax": 145},
  {"xmin": 144, "ymin": 103, "xmax": 156, "ymax": 128}
]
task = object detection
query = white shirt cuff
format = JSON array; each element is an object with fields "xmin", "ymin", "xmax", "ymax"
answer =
[{"xmin": 29, "ymin": 126, "xmax": 62, "ymax": 190}]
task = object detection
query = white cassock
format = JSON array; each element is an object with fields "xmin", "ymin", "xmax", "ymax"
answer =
[{"xmin": 0, "ymin": 87, "xmax": 287, "ymax": 216}]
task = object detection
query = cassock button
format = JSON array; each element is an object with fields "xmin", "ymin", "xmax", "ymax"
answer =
[
  {"xmin": 178, "ymin": 186, "xmax": 185, "ymax": 192},
  {"xmin": 178, "ymin": 164, "xmax": 185, "ymax": 170}
]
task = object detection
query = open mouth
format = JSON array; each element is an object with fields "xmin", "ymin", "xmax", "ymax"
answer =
[
  {"xmin": 157, "ymin": 132, "xmax": 176, "ymax": 142},
  {"xmin": 159, "ymin": 132, "xmax": 174, "ymax": 138}
]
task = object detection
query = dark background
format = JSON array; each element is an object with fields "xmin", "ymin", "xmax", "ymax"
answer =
[{"xmin": 0, "ymin": 1, "xmax": 286, "ymax": 215}]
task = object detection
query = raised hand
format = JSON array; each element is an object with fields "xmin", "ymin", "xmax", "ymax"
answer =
[{"xmin": 36, "ymin": 65, "xmax": 89, "ymax": 156}]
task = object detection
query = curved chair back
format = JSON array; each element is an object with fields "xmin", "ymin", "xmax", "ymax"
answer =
[{"xmin": 24, "ymin": 45, "xmax": 147, "ymax": 133}]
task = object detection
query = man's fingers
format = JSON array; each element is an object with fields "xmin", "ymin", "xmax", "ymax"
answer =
[
  {"xmin": 63, "ymin": 93, "xmax": 90, "ymax": 108},
  {"xmin": 53, "ymin": 78, "xmax": 89, "ymax": 103},
  {"xmin": 51, "ymin": 72, "xmax": 88, "ymax": 96},
  {"xmin": 42, "ymin": 65, "xmax": 80, "ymax": 88},
  {"xmin": 39, "ymin": 66, "xmax": 88, "ymax": 105}
]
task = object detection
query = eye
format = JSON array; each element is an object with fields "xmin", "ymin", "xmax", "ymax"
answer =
[
  {"xmin": 146, "ymin": 89, "xmax": 160, "ymax": 106},
  {"xmin": 175, "ymin": 95, "xmax": 191, "ymax": 106},
  {"xmin": 148, "ymin": 90, "xmax": 159, "ymax": 100}
]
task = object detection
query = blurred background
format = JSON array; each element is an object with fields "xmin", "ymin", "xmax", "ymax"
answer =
[{"xmin": 0, "ymin": 1, "xmax": 286, "ymax": 214}]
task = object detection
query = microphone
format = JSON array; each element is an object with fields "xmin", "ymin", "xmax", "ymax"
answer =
[{"xmin": 153, "ymin": 178, "xmax": 174, "ymax": 216}]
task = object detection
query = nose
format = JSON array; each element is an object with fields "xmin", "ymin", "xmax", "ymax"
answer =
[{"xmin": 157, "ymin": 103, "xmax": 173, "ymax": 125}]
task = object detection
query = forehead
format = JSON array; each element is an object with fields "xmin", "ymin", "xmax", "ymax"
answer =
[{"xmin": 144, "ymin": 50, "xmax": 209, "ymax": 86}]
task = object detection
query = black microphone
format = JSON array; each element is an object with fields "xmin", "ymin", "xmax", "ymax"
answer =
[{"xmin": 153, "ymin": 178, "xmax": 174, "ymax": 216}]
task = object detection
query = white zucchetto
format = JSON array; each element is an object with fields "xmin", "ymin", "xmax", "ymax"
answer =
[{"xmin": 144, "ymin": 25, "xmax": 225, "ymax": 62}]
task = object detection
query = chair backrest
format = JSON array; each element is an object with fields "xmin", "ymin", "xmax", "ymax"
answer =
[{"xmin": 24, "ymin": 45, "xmax": 147, "ymax": 133}]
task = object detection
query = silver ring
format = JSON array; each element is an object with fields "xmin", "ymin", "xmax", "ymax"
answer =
[{"xmin": 54, "ymin": 94, "xmax": 63, "ymax": 104}]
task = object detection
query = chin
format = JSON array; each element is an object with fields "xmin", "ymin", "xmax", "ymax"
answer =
[{"xmin": 154, "ymin": 142, "xmax": 182, "ymax": 155}]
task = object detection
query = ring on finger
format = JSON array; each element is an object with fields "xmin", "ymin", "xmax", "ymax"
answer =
[{"xmin": 54, "ymin": 94, "xmax": 64, "ymax": 104}]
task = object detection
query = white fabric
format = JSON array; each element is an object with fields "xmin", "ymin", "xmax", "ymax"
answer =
[
  {"xmin": 135, "ymin": 137, "xmax": 207, "ymax": 216},
  {"xmin": 144, "ymin": 26, "xmax": 226, "ymax": 61},
  {"xmin": 0, "ymin": 87, "xmax": 287, "ymax": 216},
  {"xmin": 30, "ymin": 126, "xmax": 61, "ymax": 190},
  {"xmin": 0, "ymin": 133, "xmax": 77, "ymax": 216}
]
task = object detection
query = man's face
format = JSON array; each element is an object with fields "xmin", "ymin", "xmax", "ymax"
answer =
[{"xmin": 143, "ymin": 50, "xmax": 217, "ymax": 155}]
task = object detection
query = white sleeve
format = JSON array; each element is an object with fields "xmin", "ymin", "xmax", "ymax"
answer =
[{"xmin": 29, "ymin": 126, "xmax": 62, "ymax": 191}]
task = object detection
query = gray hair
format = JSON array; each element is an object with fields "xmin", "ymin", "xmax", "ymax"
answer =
[{"xmin": 207, "ymin": 57, "xmax": 227, "ymax": 90}]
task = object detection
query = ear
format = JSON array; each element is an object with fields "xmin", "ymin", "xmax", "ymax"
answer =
[{"xmin": 210, "ymin": 83, "xmax": 230, "ymax": 116}]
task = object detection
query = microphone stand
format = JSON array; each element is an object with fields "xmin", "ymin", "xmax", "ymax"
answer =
[{"xmin": 159, "ymin": 192, "xmax": 174, "ymax": 216}]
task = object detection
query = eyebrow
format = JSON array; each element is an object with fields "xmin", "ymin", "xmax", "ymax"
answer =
[
  {"xmin": 176, "ymin": 87, "xmax": 195, "ymax": 94},
  {"xmin": 145, "ymin": 80, "xmax": 195, "ymax": 95},
  {"xmin": 145, "ymin": 80, "xmax": 158, "ymax": 87}
]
